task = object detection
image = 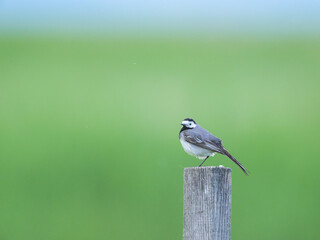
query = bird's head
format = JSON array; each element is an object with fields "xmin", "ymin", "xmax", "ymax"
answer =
[{"xmin": 181, "ymin": 118, "xmax": 197, "ymax": 129}]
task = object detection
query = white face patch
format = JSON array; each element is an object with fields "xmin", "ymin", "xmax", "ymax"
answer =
[{"xmin": 182, "ymin": 120, "xmax": 197, "ymax": 129}]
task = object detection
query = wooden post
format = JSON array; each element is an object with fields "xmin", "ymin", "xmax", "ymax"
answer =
[{"xmin": 183, "ymin": 166, "xmax": 232, "ymax": 240}]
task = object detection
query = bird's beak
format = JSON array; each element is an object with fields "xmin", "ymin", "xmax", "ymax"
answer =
[{"xmin": 181, "ymin": 123, "xmax": 184, "ymax": 126}]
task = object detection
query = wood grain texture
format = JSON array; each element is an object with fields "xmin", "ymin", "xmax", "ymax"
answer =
[{"xmin": 183, "ymin": 167, "xmax": 232, "ymax": 240}]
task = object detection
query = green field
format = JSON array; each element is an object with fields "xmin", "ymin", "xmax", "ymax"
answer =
[{"xmin": 0, "ymin": 36, "xmax": 319, "ymax": 240}]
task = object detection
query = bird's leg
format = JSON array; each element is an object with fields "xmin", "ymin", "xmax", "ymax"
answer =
[{"xmin": 198, "ymin": 156, "xmax": 209, "ymax": 167}]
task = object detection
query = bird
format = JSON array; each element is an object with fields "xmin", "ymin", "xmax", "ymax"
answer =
[{"xmin": 179, "ymin": 118, "xmax": 248, "ymax": 175}]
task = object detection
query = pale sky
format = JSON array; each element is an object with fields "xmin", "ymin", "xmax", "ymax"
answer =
[{"xmin": 1, "ymin": 0, "xmax": 320, "ymax": 35}]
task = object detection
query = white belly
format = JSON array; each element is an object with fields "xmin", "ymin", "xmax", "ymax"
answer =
[{"xmin": 180, "ymin": 137, "xmax": 215, "ymax": 160}]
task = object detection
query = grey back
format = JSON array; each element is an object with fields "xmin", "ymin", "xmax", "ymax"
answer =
[{"xmin": 181, "ymin": 125, "xmax": 224, "ymax": 154}]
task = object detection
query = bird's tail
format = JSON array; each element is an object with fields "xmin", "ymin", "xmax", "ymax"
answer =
[{"xmin": 222, "ymin": 147, "xmax": 249, "ymax": 176}]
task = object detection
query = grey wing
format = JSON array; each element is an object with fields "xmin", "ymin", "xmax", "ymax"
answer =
[{"xmin": 183, "ymin": 128, "xmax": 224, "ymax": 154}]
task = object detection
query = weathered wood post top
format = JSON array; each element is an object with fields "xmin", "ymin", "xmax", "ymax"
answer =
[{"xmin": 183, "ymin": 166, "xmax": 232, "ymax": 240}]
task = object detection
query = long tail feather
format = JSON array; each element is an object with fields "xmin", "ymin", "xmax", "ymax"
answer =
[{"xmin": 222, "ymin": 148, "xmax": 249, "ymax": 175}]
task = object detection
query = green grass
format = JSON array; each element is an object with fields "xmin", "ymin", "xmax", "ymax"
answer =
[{"xmin": 0, "ymin": 36, "xmax": 320, "ymax": 240}]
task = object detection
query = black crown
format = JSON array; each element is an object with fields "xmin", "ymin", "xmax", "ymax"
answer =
[{"xmin": 183, "ymin": 118, "xmax": 196, "ymax": 124}]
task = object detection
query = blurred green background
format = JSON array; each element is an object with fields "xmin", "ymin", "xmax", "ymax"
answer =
[{"xmin": 1, "ymin": 1, "xmax": 320, "ymax": 240}]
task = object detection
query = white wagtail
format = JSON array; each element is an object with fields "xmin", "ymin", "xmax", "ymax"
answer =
[{"xmin": 179, "ymin": 118, "xmax": 248, "ymax": 175}]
